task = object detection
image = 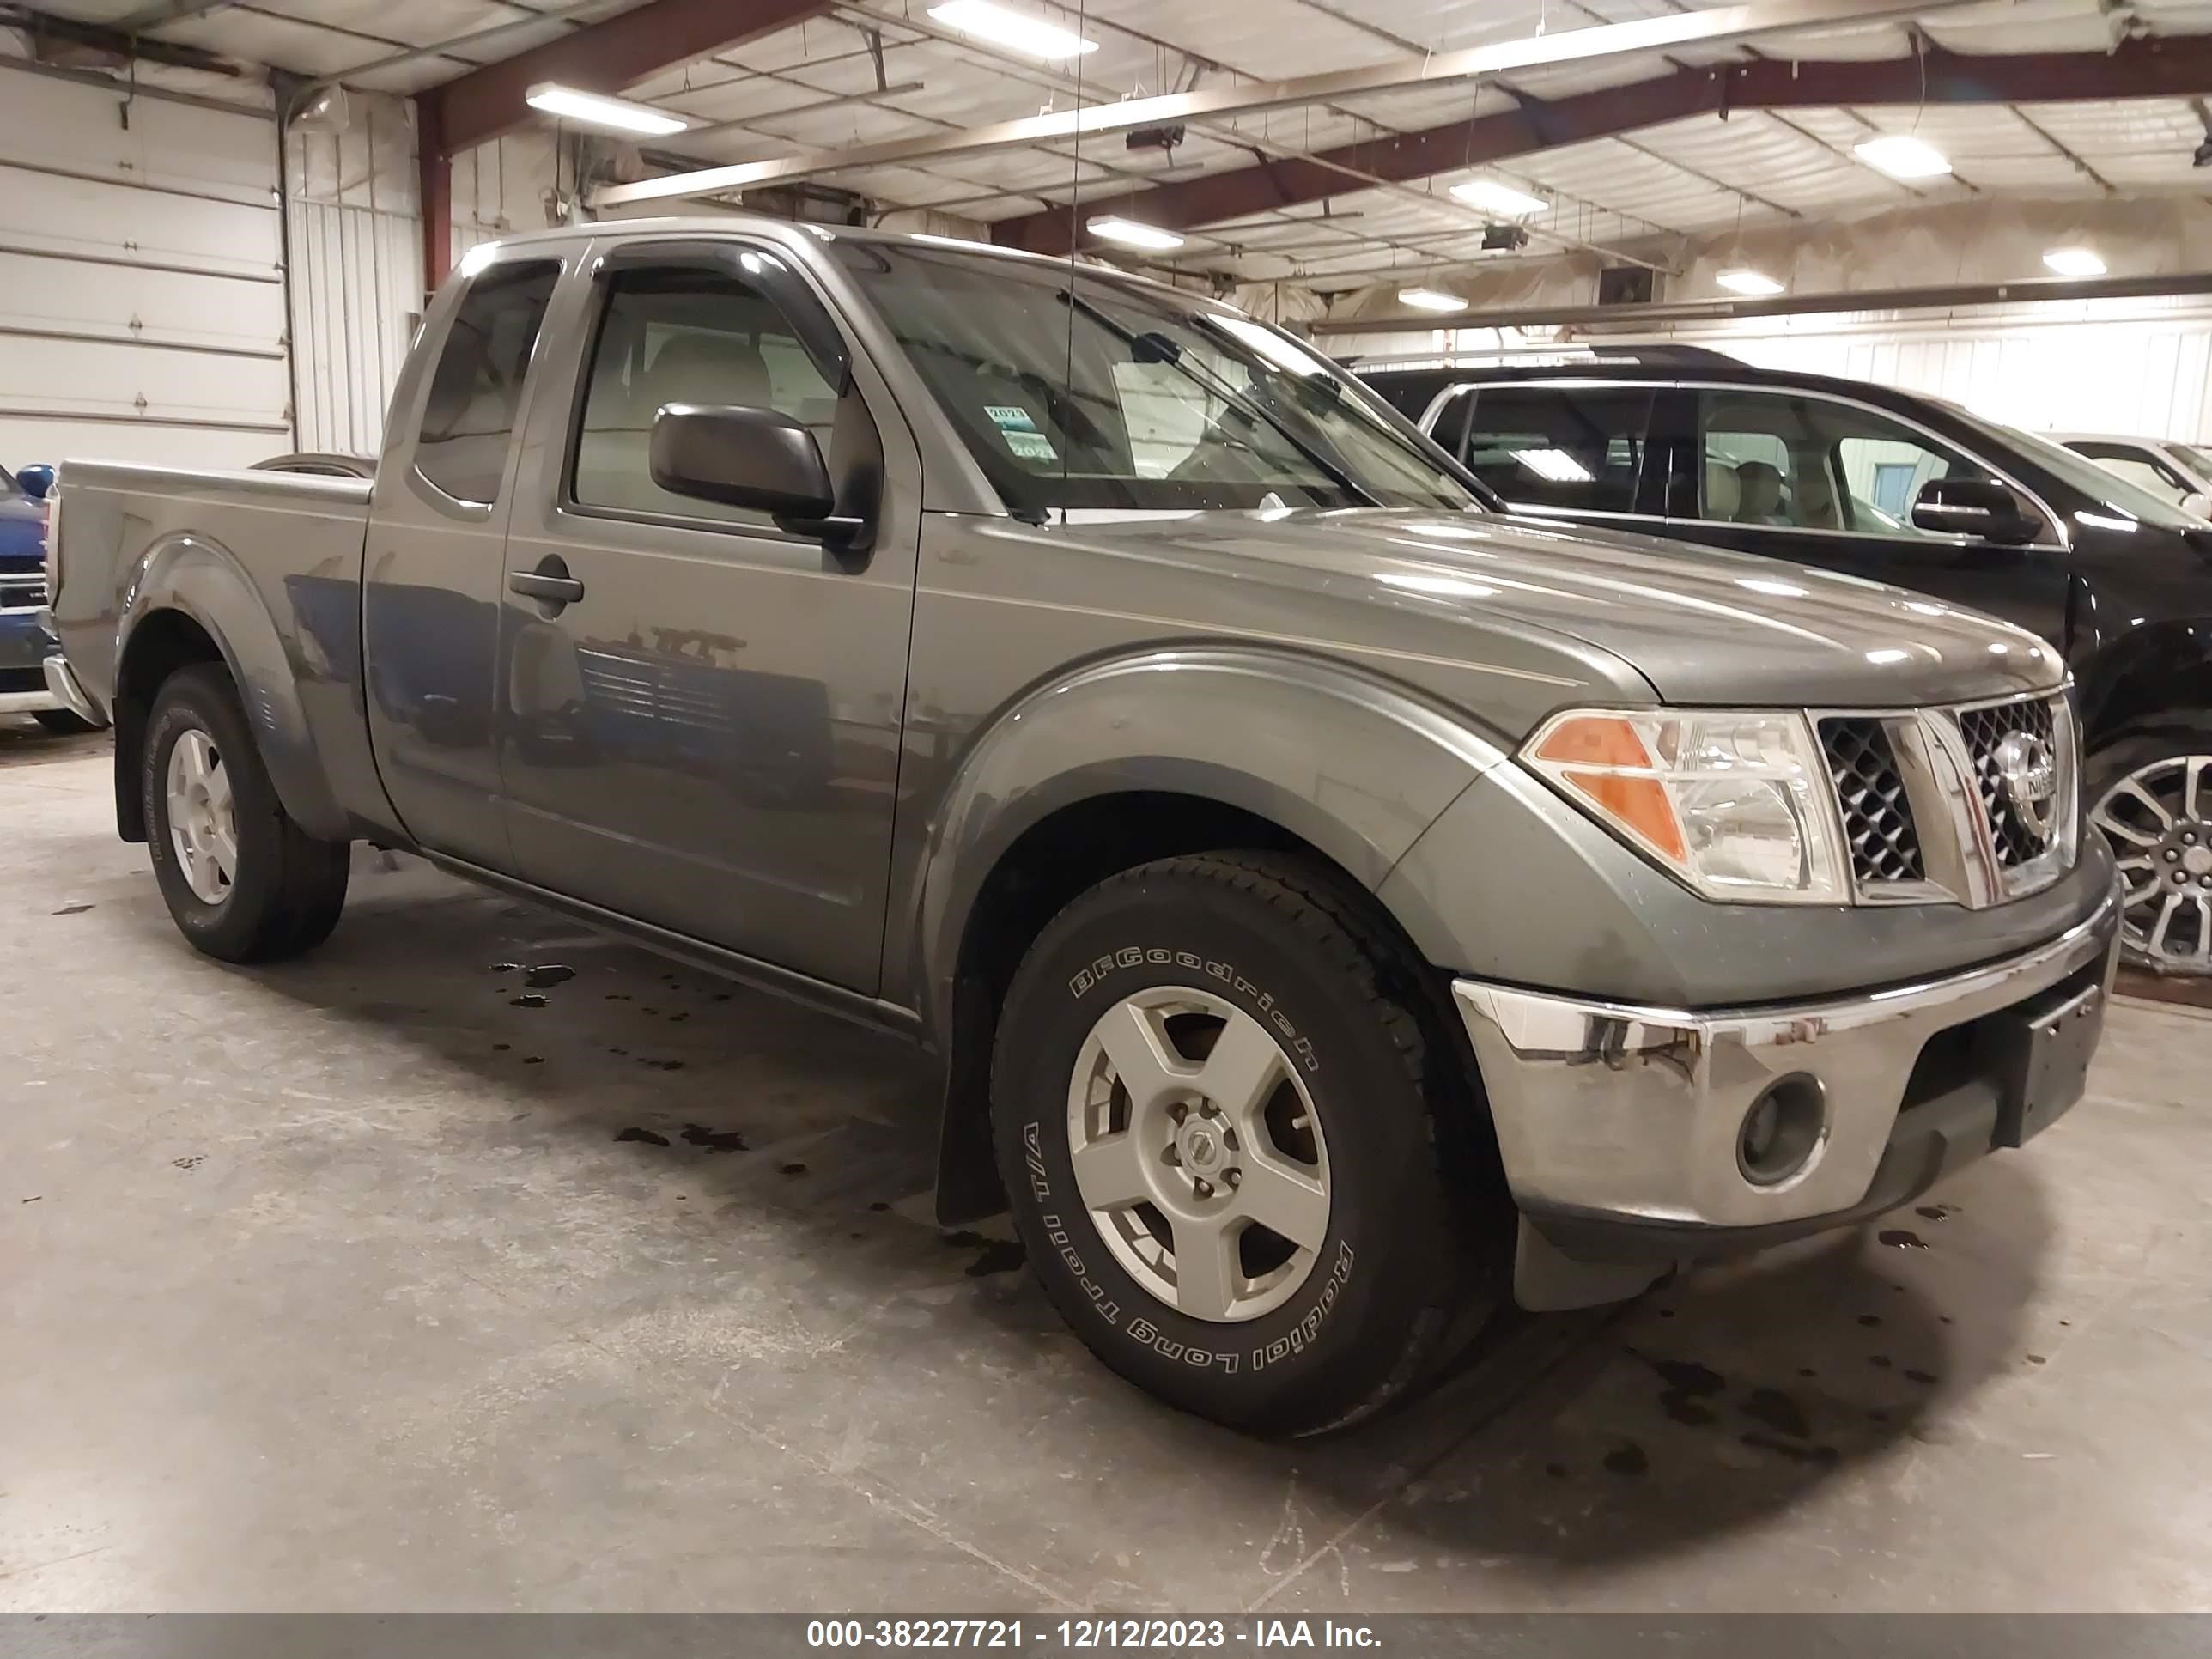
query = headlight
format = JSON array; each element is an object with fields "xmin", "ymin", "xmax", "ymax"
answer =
[{"xmin": 1522, "ymin": 708, "xmax": 1848, "ymax": 904}]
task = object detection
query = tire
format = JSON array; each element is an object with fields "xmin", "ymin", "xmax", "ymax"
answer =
[
  {"xmin": 33, "ymin": 708, "xmax": 100, "ymax": 736},
  {"xmin": 2086, "ymin": 713, "xmax": 2212, "ymax": 975},
  {"xmin": 143, "ymin": 663, "xmax": 351, "ymax": 963},
  {"xmin": 990, "ymin": 851, "xmax": 1507, "ymax": 1437}
]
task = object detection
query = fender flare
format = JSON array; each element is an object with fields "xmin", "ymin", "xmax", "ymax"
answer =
[
  {"xmin": 907, "ymin": 643, "xmax": 1515, "ymax": 1045},
  {"xmin": 117, "ymin": 532, "xmax": 351, "ymax": 842}
]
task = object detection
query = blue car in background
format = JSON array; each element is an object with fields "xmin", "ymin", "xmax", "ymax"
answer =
[{"xmin": 1, "ymin": 462, "xmax": 99, "ymax": 734}]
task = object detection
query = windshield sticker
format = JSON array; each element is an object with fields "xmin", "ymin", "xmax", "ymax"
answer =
[{"xmin": 985, "ymin": 404, "xmax": 1057, "ymax": 462}]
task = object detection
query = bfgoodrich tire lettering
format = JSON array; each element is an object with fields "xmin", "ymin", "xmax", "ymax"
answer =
[
  {"xmin": 143, "ymin": 664, "xmax": 351, "ymax": 963},
  {"xmin": 991, "ymin": 852, "xmax": 1504, "ymax": 1436}
]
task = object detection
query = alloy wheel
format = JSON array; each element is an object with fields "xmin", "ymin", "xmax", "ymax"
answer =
[
  {"xmin": 2093, "ymin": 753, "xmax": 2212, "ymax": 974},
  {"xmin": 166, "ymin": 728, "xmax": 238, "ymax": 906},
  {"xmin": 1066, "ymin": 987, "xmax": 1331, "ymax": 1322}
]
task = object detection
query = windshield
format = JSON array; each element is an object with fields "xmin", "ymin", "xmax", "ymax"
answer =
[
  {"xmin": 834, "ymin": 241, "xmax": 1480, "ymax": 516},
  {"xmin": 0, "ymin": 465, "xmax": 16, "ymax": 500},
  {"xmin": 1963, "ymin": 414, "xmax": 2205, "ymax": 530},
  {"xmin": 2171, "ymin": 442, "xmax": 2212, "ymax": 478}
]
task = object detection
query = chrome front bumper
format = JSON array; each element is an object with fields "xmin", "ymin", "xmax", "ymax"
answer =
[{"xmin": 1452, "ymin": 890, "xmax": 2122, "ymax": 1235}]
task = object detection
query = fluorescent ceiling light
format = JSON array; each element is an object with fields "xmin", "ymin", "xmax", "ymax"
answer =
[
  {"xmin": 1087, "ymin": 216, "xmax": 1183, "ymax": 250},
  {"xmin": 1852, "ymin": 134, "xmax": 1952, "ymax": 179},
  {"xmin": 1449, "ymin": 179, "xmax": 1548, "ymax": 218},
  {"xmin": 1398, "ymin": 287, "xmax": 1467, "ymax": 313},
  {"xmin": 927, "ymin": 0, "xmax": 1097, "ymax": 60},
  {"xmin": 2044, "ymin": 246, "xmax": 2106, "ymax": 277},
  {"xmin": 1512, "ymin": 447, "xmax": 1593, "ymax": 483},
  {"xmin": 525, "ymin": 82, "xmax": 689, "ymax": 136},
  {"xmin": 1716, "ymin": 268, "xmax": 1784, "ymax": 296}
]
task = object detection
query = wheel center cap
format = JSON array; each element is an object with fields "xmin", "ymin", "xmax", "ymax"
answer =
[
  {"xmin": 2184, "ymin": 842, "xmax": 2212, "ymax": 877},
  {"xmin": 1177, "ymin": 1121, "xmax": 1224, "ymax": 1173}
]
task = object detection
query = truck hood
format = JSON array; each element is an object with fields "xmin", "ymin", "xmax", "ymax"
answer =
[{"xmin": 1064, "ymin": 507, "xmax": 2063, "ymax": 708}]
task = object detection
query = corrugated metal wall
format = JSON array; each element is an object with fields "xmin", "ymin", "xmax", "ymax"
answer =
[
  {"xmin": 285, "ymin": 97, "xmax": 423, "ymax": 461},
  {"xmin": 284, "ymin": 106, "xmax": 562, "ymax": 459},
  {"xmin": 0, "ymin": 64, "xmax": 291, "ymax": 469},
  {"xmin": 1697, "ymin": 299, "xmax": 2212, "ymax": 443}
]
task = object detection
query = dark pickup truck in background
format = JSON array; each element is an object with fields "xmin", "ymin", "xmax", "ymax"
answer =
[
  {"xmin": 43, "ymin": 220, "xmax": 2119, "ymax": 1436},
  {"xmin": 1355, "ymin": 348, "xmax": 2212, "ymax": 975}
]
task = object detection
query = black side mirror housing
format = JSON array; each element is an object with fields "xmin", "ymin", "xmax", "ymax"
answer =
[
  {"xmin": 15, "ymin": 463, "xmax": 55, "ymax": 501},
  {"xmin": 1911, "ymin": 477, "xmax": 2039, "ymax": 545},
  {"xmin": 649, "ymin": 404, "xmax": 867, "ymax": 549}
]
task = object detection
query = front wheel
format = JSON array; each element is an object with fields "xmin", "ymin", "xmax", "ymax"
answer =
[
  {"xmin": 990, "ymin": 852, "xmax": 1505, "ymax": 1437},
  {"xmin": 2087, "ymin": 719, "xmax": 2212, "ymax": 975},
  {"xmin": 144, "ymin": 664, "xmax": 351, "ymax": 963}
]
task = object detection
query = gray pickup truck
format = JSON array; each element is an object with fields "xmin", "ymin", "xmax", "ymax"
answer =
[{"xmin": 46, "ymin": 218, "xmax": 2121, "ymax": 1436}]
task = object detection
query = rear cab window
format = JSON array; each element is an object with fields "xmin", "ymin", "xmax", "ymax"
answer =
[{"xmin": 413, "ymin": 259, "xmax": 562, "ymax": 507}]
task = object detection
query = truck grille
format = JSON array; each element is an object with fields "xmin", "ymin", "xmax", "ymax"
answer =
[
  {"xmin": 0, "ymin": 574, "xmax": 45, "ymax": 610},
  {"xmin": 1958, "ymin": 696, "xmax": 2058, "ymax": 867},
  {"xmin": 1820, "ymin": 717, "xmax": 1924, "ymax": 884},
  {"xmin": 1814, "ymin": 691, "xmax": 2075, "ymax": 908}
]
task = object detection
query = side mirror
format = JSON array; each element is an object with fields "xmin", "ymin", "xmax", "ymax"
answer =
[
  {"xmin": 1911, "ymin": 477, "xmax": 2039, "ymax": 545},
  {"xmin": 15, "ymin": 463, "xmax": 55, "ymax": 501},
  {"xmin": 2183, "ymin": 489, "xmax": 2212, "ymax": 522},
  {"xmin": 650, "ymin": 404, "xmax": 860, "ymax": 545}
]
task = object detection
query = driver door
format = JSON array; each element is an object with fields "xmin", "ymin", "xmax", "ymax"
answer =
[
  {"xmin": 494, "ymin": 237, "xmax": 920, "ymax": 994},
  {"xmin": 1656, "ymin": 387, "xmax": 2072, "ymax": 646}
]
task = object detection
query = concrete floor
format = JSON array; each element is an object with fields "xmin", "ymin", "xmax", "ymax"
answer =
[{"xmin": 5, "ymin": 724, "xmax": 2210, "ymax": 1614}]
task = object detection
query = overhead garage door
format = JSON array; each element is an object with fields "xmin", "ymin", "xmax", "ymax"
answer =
[{"xmin": 0, "ymin": 67, "xmax": 293, "ymax": 473}]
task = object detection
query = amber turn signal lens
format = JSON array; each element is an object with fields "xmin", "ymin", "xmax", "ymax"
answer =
[
  {"xmin": 1565, "ymin": 772, "xmax": 1688, "ymax": 864},
  {"xmin": 1532, "ymin": 714, "xmax": 1689, "ymax": 865}
]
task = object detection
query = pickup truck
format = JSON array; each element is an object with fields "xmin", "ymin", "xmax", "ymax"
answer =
[{"xmin": 46, "ymin": 219, "xmax": 2122, "ymax": 1437}]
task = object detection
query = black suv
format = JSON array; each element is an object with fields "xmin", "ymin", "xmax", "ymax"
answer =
[{"xmin": 1355, "ymin": 347, "xmax": 2212, "ymax": 975}]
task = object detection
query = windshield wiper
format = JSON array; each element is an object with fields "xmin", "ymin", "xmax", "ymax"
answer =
[{"xmin": 1054, "ymin": 289, "xmax": 1378, "ymax": 508}]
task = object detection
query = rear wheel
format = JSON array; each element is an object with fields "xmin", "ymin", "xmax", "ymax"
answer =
[
  {"xmin": 143, "ymin": 664, "xmax": 350, "ymax": 963},
  {"xmin": 2088, "ymin": 717, "xmax": 2212, "ymax": 975},
  {"xmin": 32, "ymin": 708, "xmax": 98, "ymax": 736},
  {"xmin": 990, "ymin": 852, "xmax": 1506, "ymax": 1437}
]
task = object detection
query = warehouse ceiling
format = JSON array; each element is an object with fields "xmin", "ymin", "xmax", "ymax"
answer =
[{"xmin": 9, "ymin": 0, "xmax": 2212, "ymax": 290}]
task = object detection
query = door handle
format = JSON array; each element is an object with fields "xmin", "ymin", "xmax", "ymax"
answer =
[{"xmin": 509, "ymin": 556, "xmax": 585, "ymax": 608}]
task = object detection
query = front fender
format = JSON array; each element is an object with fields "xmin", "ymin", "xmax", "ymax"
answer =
[
  {"xmin": 121, "ymin": 532, "xmax": 351, "ymax": 842},
  {"xmin": 910, "ymin": 644, "xmax": 1514, "ymax": 1040},
  {"xmin": 2077, "ymin": 614, "xmax": 2212, "ymax": 743}
]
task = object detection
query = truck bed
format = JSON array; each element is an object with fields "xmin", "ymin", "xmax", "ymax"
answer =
[{"xmin": 50, "ymin": 459, "xmax": 373, "ymax": 721}]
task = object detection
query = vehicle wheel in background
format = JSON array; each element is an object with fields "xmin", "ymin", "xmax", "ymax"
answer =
[
  {"xmin": 32, "ymin": 708, "xmax": 100, "ymax": 735},
  {"xmin": 990, "ymin": 851, "xmax": 1507, "ymax": 1437},
  {"xmin": 2087, "ymin": 715, "xmax": 2212, "ymax": 975},
  {"xmin": 143, "ymin": 664, "xmax": 351, "ymax": 963}
]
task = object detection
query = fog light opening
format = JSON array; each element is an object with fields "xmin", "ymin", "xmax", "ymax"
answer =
[{"xmin": 1738, "ymin": 1074, "xmax": 1826, "ymax": 1187}]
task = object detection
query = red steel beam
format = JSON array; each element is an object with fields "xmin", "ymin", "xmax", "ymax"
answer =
[
  {"xmin": 415, "ymin": 0, "xmax": 836, "ymax": 291},
  {"xmin": 991, "ymin": 36, "xmax": 2212, "ymax": 255}
]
